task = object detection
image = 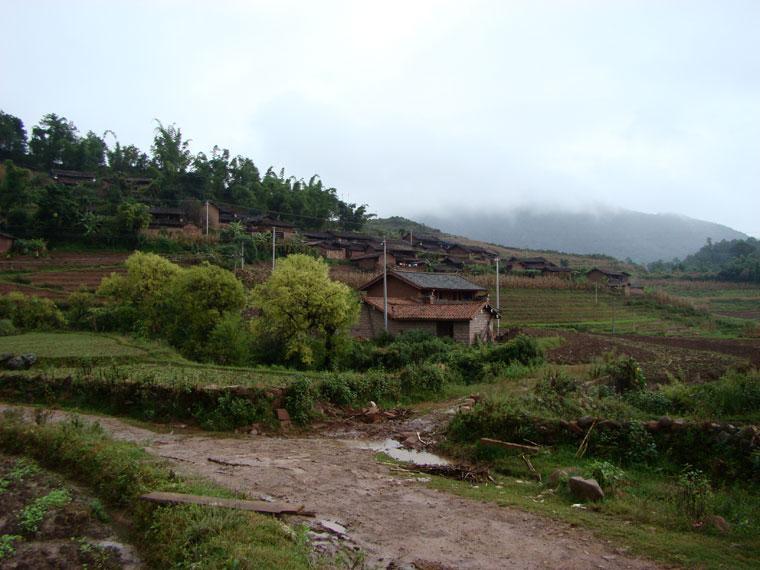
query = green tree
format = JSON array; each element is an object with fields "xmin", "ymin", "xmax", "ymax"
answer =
[
  {"xmin": 97, "ymin": 252, "xmax": 181, "ymax": 331},
  {"xmin": 29, "ymin": 113, "xmax": 79, "ymax": 169},
  {"xmin": 0, "ymin": 160, "xmax": 31, "ymax": 213},
  {"xmin": 113, "ymin": 201, "xmax": 150, "ymax": 238},
  {"xmin": 0, "ymin": 111, "xmax": 28, "ymax": 162},
  {"xmin": 162, "ymin": 263, "xmax": 246, "ymax": 359},
  {"xmin": 251, "ymin": 254, "xmax": 359, "ymax": 368}
]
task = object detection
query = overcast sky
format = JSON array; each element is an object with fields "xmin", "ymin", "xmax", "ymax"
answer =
[{"xmin": 3, "ymin": 0, "xmax": 759, "ymax": 236}]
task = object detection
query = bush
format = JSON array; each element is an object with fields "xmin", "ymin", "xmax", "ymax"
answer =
[
  {"xmin": 205, "ymin": 313, "xmax": 253, "ymax": 365},
  {"xmin": 319, "ymin": 375, "xmax": 358, "ymax": 407},
  {"xmin": 399, "ymin": 362, "xmax": 457, "ymax": 398},
  {"xmin": 64, "ymin": 291, "xmax": 99, "ymax": 330},
  {"xmin": 195, "ymin": 393, "xmax": 261, "ymax": 431},
  {"xmin": 659, "ymin": 371, "xmax": 760, "ymax": 420},
  {"xmin": 90, "ymin": 304, "xmax": 141, "ymax": 333},
  {"xmin": 676, "ymin": 467, "xmax": 713, "ymax": 519},
  {"xmin": 10, "ymin": 238, "xmax": 47, "ymax": 257},
  {"xmin": 587, "ymin": 460, "xmax": 626, "ymax": 491},
  {"xmin": 0, "ymin": 292, "xmax": 66, "ymax": 330},
  {"xmin": 0, "ymin": 318, "xmax": 16, "ymax": 336},
  {"xmin": 485, "ymin": 335, "xmax": 543, "ymax": 365},
  {"xmin": 284, "ymin": 378, "xmax": 316, "ymax": 425},
  {"xmin": 605, "ymin": 356, "xmax": 646, "ymax": 393},
  {"xmin": 625, "ymin": 389, "xmax": 672, "ymax": 415}
]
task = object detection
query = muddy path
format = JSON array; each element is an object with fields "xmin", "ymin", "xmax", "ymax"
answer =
[{"xmin": 0, "ymin": 405, "xmax": 660, "ymax": 570}]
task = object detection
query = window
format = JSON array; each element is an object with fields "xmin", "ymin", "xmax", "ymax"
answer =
[{"xmin": 436, "ymin": 321, "xmax": 454, "ymax": 338}]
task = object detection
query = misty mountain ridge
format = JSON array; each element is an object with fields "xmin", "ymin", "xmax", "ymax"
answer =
[{"xmin": 418, "ymin": 208, "xmax": 747, "ymax": 263}]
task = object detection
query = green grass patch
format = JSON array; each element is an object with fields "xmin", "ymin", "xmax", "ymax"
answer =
[{"xmin": 424, "ymin": 444, "xmax": 759, "ymax": 569}]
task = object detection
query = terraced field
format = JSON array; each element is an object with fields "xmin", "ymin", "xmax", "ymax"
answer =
[
  {"xmin": 654, "ymin": 280, "xmax": 760, "ymax": 322},
  {"xmin": 497, "ymin": 288, "xmax": 700, "ymax": 335}
]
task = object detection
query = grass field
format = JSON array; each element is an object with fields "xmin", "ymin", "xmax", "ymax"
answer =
[{"xmin": 0, "ymin": 332, "xmax": 333, "ymax": 390}]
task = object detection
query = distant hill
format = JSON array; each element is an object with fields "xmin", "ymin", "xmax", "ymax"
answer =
[
  {"xmin": 365, "ymin": 216, "xmax": 637, "ymax": 273},
  {"xmin": 418, "ymin": 208, "xmax": 748, "ymax": 263}
]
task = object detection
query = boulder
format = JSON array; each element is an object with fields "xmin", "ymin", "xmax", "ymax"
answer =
[
  {"xmin": 5, "ymin": 356, "xmax": 27, "ymax": 370},
  {"xmin": 568, "ymin": 476, "xmax": 604, "ymax": 502},
  {"xmin": 21, "ymin": 353, "xmax": 37, "ymax": 367},
  {"xmin": 0, "ymin": 353, "xmax": 13, "ymax": 365}
]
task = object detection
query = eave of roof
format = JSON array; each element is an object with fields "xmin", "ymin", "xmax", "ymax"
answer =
[{"xmin": 363, "ymin": 296, "xmax": 495, "ymax": 321}]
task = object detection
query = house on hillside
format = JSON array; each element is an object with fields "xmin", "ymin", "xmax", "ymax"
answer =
[
  {"xmin": 349, "ymin": 252, "xmax": 396, "ymax": 271},
  {"xmin": 0, "ymin": 232, "xmax": 15, "ymax": 253},
  {"xmin": 247, "ymin": 216, "xmax": 297, "ymax": 240},
  {"xmin": 51, "ymin": 169, "xmax": 97, "ymax": 185},
  {"xmin": 353, "ymin": 271, "xmax": 499, "ymax": 344},
  {"xmin": 306, "ymin": 240, "xmax": 346, "ymax": 259},
  {"xmin": 586, "ymin": 268, "xmax": 631, "ymax": 287},
  {"xmin": 148, "ymin": 207, "xmax": 187, "ymax": 228}
]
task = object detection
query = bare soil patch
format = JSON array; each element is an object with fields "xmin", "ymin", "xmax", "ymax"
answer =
[{"xmin": 537, "ymin": 329, "xmax": 750, "ymax": 383}]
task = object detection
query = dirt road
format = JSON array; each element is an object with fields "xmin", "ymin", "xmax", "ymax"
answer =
[{"xmin": 1, "ymin": 406, "xmax": 659, "ymax": 569}]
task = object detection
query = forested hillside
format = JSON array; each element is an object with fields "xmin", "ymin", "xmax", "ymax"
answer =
[
  {"xmin": 0, "ymin": 110, "xmax": 372, "ymax": 245},
  {"xmin": 650, "ymin": 237, "xmax": 760, "ymax": 282}
]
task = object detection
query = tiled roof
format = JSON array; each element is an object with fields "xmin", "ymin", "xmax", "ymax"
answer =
[
  {"xmin": 392, "ymin": 271, "xmax": 485, "ymax": 291},
  {"xmin": 363, "ymin": 297, "xmax": 489, "ymax": 321}
]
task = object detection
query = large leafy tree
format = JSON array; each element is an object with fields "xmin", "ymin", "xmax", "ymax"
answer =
[
  {"xmin": 251, "ymin": 254, "xmax": 359, "ymax": 368},
  {"xmin": 0, "ymin": 111, "xmax": 27, "ymax": 162},
  {"xmin": 29, "ymin": 113, "xmax": 79, "ymax": 170}
]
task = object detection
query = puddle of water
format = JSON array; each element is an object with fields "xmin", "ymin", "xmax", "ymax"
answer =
[{"xmin": 351, "ymin": 438, "xmax": 450, "ymax": 466}]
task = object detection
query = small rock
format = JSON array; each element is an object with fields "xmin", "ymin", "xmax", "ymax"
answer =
[
  {"xmin": 276, "ymin": 408, "xmax": 291, "ymax": 422},
  {"xmin": 0, "ymin": 353, "xmax": 13, "ymax": 364},
  {"xmin": 568, "ymin": 476, "xmax": 605, "ymax": 502},
  {"xmin": 645, "ymin": 420, "xmax": 659, "ymax": 432},
  {"xmin": 577, "ymin": 416, "xmax": 595, "ymax": 429},
  {"xmin": 317, "ymin": 519, "xmax": 347, "ymax": 537},
  {"xmin": 657, "ymin": 416, "xmax": 673, "ymax": 430}
]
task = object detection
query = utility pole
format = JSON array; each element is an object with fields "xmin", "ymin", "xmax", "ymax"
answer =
[
  {"xmin": 595, "ymin": 283, "xmax": 598, "ymax": 305},
  {"xmin": 611, "ymin": 291, "xmax": 616, "ymax": 335},
  {"xmin": 383, "ymin": 238, "xmax": 388, "ymax": 333},
  {"xmin": 409, "ymin": 229, "xmax": 413, "ymax": 246},
  {"xmin": 495, "ymin": 257, "xmax": 500, "ymax": 333},
  {"xmin": 271, "ymin": 226, "xmax": 276, "ymax": 271},
  {"xmin": 240, "ymin": 241, "xmax": 245, "ymax": 270},
  {"xmin": 205, "ymin": 201, "xmax": 209, "ymax": 235}
]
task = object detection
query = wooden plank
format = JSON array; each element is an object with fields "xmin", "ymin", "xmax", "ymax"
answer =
[
  {"xmin": 139, "ymin": 492, "xmax": 315, "ymax": 517},
  {"xmin": 479, "ymin": 437, "xmax": 540, "ymax": 454}
]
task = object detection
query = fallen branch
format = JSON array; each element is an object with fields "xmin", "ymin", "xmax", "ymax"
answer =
[
  {"xmin": 411, "ymin": 463, "xmax": 490, "ymax": 483},
  {"xmin": 139, "ymin": 492, "xmax": 315, "ymax": 517},
  {"xmin": 575, "ymin": 421, "xmax": 597, "ymax": 459},
  {"xmin": 208, "ymin": 456, "xmax": 252, "ymax": 467},
  {"xmin": 479, "ymin": 438, "xmax": 540, "ymax": 454},
  {"xmin": 520, "ymin": 454, "xmax": 542, "ymax": 482}
]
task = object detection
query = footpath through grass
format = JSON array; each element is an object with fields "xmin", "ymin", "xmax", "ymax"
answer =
[{"xmin": 0, "ymin": 411, "xmax": 318, "ymax": 569}]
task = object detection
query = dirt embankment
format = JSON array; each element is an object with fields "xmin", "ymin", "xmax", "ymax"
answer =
[{"xmin": 0, "ymin": 405, "xmax": 658, "ymax": 570}]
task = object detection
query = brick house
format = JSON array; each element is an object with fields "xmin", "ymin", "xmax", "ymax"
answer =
[
  {"xmin": 353, "ymin": 271, "xmax": 499, "ymax": 344},
  {"xmin": 0, "ymin": 232, "xmax": 15, "ymax": 254}
]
